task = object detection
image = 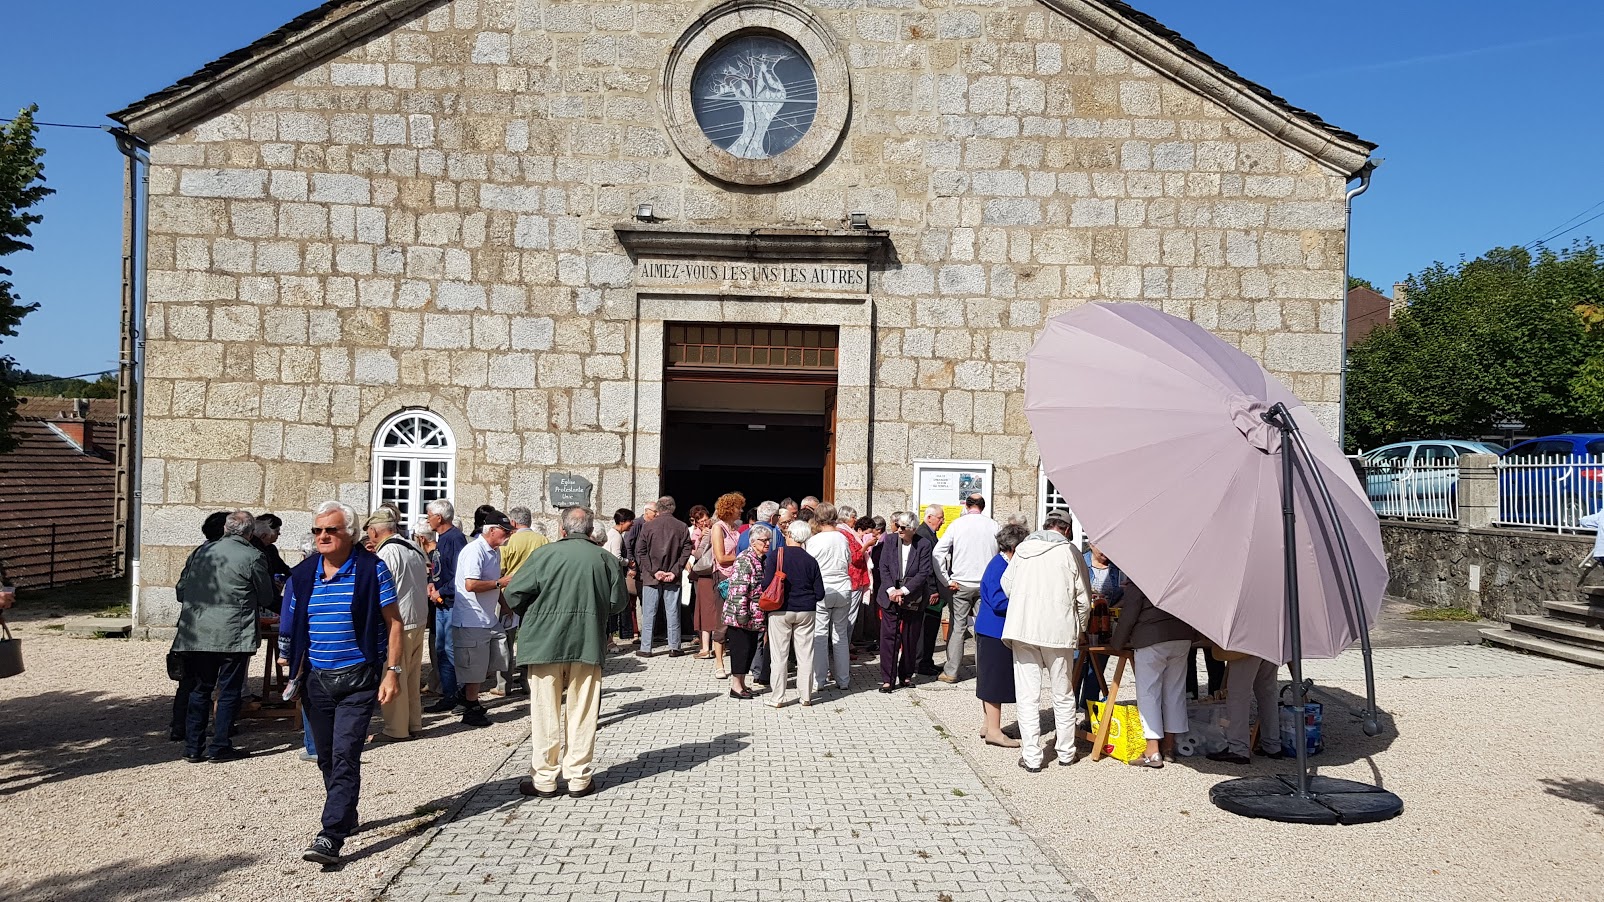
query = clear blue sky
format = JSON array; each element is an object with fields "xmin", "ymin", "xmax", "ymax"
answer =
[{"xmin": 3, "ymin": 0, "xmax": 1602, "ymax": 376}]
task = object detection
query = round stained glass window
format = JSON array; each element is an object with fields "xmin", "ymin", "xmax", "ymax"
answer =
[{"xmin": 691, "ymin": 34, "xmax": 818, "ymax": 161}]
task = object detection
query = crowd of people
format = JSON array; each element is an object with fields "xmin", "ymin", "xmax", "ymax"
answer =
[{"xmin": 165, "ymin": 488, "xmax": 1290, "ymax": 866}]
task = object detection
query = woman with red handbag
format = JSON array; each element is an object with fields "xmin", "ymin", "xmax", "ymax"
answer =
[{"xmin": 758, "ymin": 520, "xmax": 825, "ymax": 708}]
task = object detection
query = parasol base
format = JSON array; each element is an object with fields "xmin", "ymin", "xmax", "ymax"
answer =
[{"xmin": 1210, "ymin": 775, "xmax": 1403, "ymax": 825}]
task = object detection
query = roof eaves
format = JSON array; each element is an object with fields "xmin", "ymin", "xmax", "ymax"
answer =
[
  {"xmin": 1040, "ymin": 0, "xmax": 1376, "ymax": 177},
  {"xmin": 110, "ymin": 0, "xmax": 445, "ymax": 143}
]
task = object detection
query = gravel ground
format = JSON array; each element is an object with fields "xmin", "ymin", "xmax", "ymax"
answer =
[
  {"xmin": 0, "ymin": 614, "xmax": 529, "ymax": 902},
  {"xmin": 913, "ymin": 648, "xmax": 1604, "ymax": 902}
]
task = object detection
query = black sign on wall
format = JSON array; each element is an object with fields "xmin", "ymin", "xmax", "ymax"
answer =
[{"xmin": 547, "ymin": 473, "xmax": 594, "ymax": 510}]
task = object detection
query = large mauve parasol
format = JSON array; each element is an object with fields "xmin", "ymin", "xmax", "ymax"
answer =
[{"xmin": 1024, "ymin": 302, "xmax": 1386, "ymax": 663}]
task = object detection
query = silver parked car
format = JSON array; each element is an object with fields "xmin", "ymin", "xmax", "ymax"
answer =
[{"xmin": 1360, "ymin": 440, "xmax": 1504, "ymax": 518}]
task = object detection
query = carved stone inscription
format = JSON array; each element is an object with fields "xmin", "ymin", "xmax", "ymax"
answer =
[{"xmin": 636, "ymin": 259, "xmax": 867, "ymax": 292}]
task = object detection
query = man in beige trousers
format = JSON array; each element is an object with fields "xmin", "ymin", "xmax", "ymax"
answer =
[
  {"xmin": 365, "ymin": 510, "xmax": 432, "ymax": 741},
  {"xmin": 506, "ymin": 507, "xmax": 629, "ymax": 798}
]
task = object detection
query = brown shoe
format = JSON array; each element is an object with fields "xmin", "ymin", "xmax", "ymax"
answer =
[{"xmin": 937, "ymin": 674, "xmax": 958, "ymax": 684}]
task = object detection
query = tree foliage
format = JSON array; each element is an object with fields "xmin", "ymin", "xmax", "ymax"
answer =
[
  {"xmin": 0, "ymin": 106, "xmax": 51, "ymax": 453},
  {"xmin": 13, "ymin": 371, "xmax": 116, "ymax": 399},
  {"xmin": 1347, "ymin": 276, "xmax": 1379, "ymax": 292},
  {"xmin": 1345, "ymin": 242, "xmax": 1604, "ymax": 450}
]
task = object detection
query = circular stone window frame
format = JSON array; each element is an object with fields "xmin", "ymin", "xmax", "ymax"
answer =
[{"xmin": 662, "ymin": 0, "xmax": 850, "ymax": 187}]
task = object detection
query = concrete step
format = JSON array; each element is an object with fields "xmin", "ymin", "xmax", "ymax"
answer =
[
  {"xmin": 63, "ymin": 617, "xmax": 132, "ymax": 639},
  {"xmin": 1481, "ymin": 628, "xmax": 1604, "ymax": 669},
  {"xmin": 1506, "ymin": 614, "xmax": 1604, "ymax": 649},
  {"xmin": 1543, "ymin": 600, "xmax": 1604, "ymax": 628}
]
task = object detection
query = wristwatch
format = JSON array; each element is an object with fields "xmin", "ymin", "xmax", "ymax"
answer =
[{"xmin": 386, "ymin": 665, "xmax": 403, "ymax": 676}]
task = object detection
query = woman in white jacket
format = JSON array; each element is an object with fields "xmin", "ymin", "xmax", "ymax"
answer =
[{"xmin": 1000, "ymin": 509, "xmax": 1093, "ymax": 772}]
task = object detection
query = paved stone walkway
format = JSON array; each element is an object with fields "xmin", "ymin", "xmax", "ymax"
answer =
[
  {"xmin": 382, "ymin": 652, "xmax": 1091, "ymax": 902},
  {"xmin": 1300, "ymin": 642, "xmax": 1587, "ymax": 681}
]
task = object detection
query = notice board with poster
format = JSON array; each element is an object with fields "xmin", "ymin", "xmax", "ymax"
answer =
[{"xmin": 912, "ymin": 459, "xmax": 994, "ymax": 539}]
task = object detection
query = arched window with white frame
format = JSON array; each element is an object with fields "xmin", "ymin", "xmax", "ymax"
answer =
[
  {"xmin": 1037, "ymin": 461, "xmax": 1085, "ymax": 546},
  {"xmin": 371, "ymin": 410, "xmax": 456, "ymax": 532}
]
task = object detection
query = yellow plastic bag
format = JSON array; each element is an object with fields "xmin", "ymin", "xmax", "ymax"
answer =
[{"xmin": 1087, "ymin": 699, "xmax": 1146, "ymax": 762}]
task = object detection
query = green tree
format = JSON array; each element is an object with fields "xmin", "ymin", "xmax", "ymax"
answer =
[
  {"xmin": 13, "ymin": 370, "xmax": 116, "ymax": 399},
  {"xmin": 1345, "ymin": 242, "xmax": 1604, "ymax": 450},
  {"xmin": 1347, "ymin": 276, "xmax": 1379, "ymax": 293},
  {"xmin": 0, "ymin": 106, "xmax": 52, "ymax": 453}
]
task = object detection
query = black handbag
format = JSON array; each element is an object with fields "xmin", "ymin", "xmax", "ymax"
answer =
[
  {"xmin": 166, "ymin": 650, "xmax": 184, "ymax": 681},
  {"xmin": 312, "ymin": 661, "xmax": 380, "ymax": 699},
  {"xmin": 0, "ymin": 614, "xmax": 22, "ymax": 679}
]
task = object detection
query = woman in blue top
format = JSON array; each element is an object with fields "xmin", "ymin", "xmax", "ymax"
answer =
[{"xmin": 976, "ymin": 524, "xmax": 1030, "ymax": 748}]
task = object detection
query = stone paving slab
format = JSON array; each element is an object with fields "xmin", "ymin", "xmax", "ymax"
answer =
[{"xmin": 383, "ymin": 653, "xmax": 1092, "ymax": 902}]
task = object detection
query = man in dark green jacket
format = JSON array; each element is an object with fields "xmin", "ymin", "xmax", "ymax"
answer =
[
  {"xmin": 506, "ymin": 506, "xmax": 628, "ymax": 799},
  {"xmin": 172, "ymin": 510, "xmax": 275, "ymax": 762}
]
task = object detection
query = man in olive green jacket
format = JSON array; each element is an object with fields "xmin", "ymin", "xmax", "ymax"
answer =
[
  {"xmin": 506, "ymin": 506, "xmax": 628, "ymax": 799},
  {"xmin": 172, "ymin": 510, "xmax": 275, "ymax": 762}
]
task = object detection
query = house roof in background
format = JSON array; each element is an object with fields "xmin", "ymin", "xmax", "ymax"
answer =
[
  {"xmin": 18, "ymin": 397, "xmax": 118, "ymax": 425},
  {"xmin": 1346, "ymin": 285, "xmax": 1393, "ymax": 347},
  {"xmin": 109, "ymin": 0, "xmax": 1374, "ymax": 175},
  {"xmin": 0, "ymin": 421, "xmax": 118, "ymax": 588}
]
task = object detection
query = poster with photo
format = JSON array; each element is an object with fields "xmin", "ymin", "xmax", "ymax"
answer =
[{"xmin": 912, "ymin": 459, "xmax": 993, "ymax": 539}]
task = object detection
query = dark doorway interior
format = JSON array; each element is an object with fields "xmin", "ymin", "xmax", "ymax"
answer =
[
  {"xmin": 659, "ymin": 323, "xmax": 839, "ymax": 515},
  {"xmin": 661, "ymin": 415, "xmax": 827, "ymax": 513}
]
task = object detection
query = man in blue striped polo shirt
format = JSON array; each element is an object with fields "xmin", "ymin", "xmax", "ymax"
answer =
[{"xmin": 283, "ymin": 500, "xmax": 404, "ymax": 866}]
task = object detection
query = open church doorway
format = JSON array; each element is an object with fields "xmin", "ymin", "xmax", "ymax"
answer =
[{"xmin": 660, "ymin": 323, "xmax": 839, "ymax": 515}]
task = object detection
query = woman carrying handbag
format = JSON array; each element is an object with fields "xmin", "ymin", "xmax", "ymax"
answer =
[{"xmin": 758, "ymin": 520, "xmax": 825, "ymax": 708}]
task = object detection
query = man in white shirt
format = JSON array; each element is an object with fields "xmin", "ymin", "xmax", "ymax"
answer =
[
  {"xmin": 453, "ymin": 509, "xmax": 514, "ymax": 727},
  {"xmin": 933, "ymin": 494, "xmax": 999, "ymax": 683},
  {"xmin": 365, "ymin": 509, "xmax": 431, "ymax": 741}
]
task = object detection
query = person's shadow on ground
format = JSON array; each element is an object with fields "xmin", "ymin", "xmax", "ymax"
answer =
[{"xmin": 594, "ymin": 730, "xmax": 752, "ymax": 792}]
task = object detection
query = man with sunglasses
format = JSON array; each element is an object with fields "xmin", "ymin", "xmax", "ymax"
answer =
[{"xmin": 284, "ymin": 501, "xmax": 403, "ymax": 866}]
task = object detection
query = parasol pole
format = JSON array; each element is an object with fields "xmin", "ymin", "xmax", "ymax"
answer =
[
  {"xmin": 1268, "ymin": 404, "xmax": 1312, "ymax": 799},
  {"xmin": 1286, "ymin": 422, "xmax": 1382, "ymax": 735},
  {"xmin": 1209, "ymin": 402, "xmax": 1402, "ymax": 823}
]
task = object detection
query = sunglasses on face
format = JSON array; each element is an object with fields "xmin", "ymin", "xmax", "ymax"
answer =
[{"xmin": 311, "ymin": 527, "xmax": 345, "ymax": 537}]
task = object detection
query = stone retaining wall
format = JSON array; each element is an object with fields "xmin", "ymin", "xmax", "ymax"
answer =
[{"xmin": 1382, "ymin": 521, "xmax": 1592, "ymax": 619}]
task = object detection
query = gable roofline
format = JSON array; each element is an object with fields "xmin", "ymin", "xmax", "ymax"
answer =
[
  {"xmin": 1041, "ymin": 0, "xmax": 1374, "ymax": 176},
  {"xmin": 111, "ymin": 0, "xmax": 1374, "ymax": 176},
  {"xmin": 109, "ymin": 0, "xmax": 443, "ymax": 141}
]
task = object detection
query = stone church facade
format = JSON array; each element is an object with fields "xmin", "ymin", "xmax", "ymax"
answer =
[{"xmin": 113, "ymin": 0, "xmax": 1373, "ymax": 627}]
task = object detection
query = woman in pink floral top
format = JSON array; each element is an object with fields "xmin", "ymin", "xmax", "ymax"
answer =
[{"xmin": 721, "ymin": 523, "xmax": 773, "ymax": 699}]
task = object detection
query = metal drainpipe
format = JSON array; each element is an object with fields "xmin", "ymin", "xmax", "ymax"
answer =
[
  {"xmin": 1338, "ymin": 160, "xmax": 1377, "ymax": 450},
  {"xmin": 630, "ymin": 288, "xmax": 642, "ymax": 509},
  {"xmin": 110, "ymin": 128, "xmax": 150, "ymax": 629}
]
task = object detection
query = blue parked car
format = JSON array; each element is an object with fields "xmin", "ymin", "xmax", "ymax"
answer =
[
  {"xmin": 1361, "ymin": 440, "xmax": 1503, "ymax": 518},
  {"xmin": 1498, "ymin": 434, "xmax": 1604, "ymax": 528}
]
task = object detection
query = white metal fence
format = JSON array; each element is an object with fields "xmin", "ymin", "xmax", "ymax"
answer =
[
  {"xmin": 1359, "ymin": 459, "xmax": 1461, "ymax": 521},
  {"xmin": 1495, "ymin": 453, "xmax": 1604, "ymax": 532}
]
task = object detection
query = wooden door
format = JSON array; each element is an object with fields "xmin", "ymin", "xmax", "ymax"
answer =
[{"xmin": 822, "ymin": 388, "xmax": 837, "ymax": 500}]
